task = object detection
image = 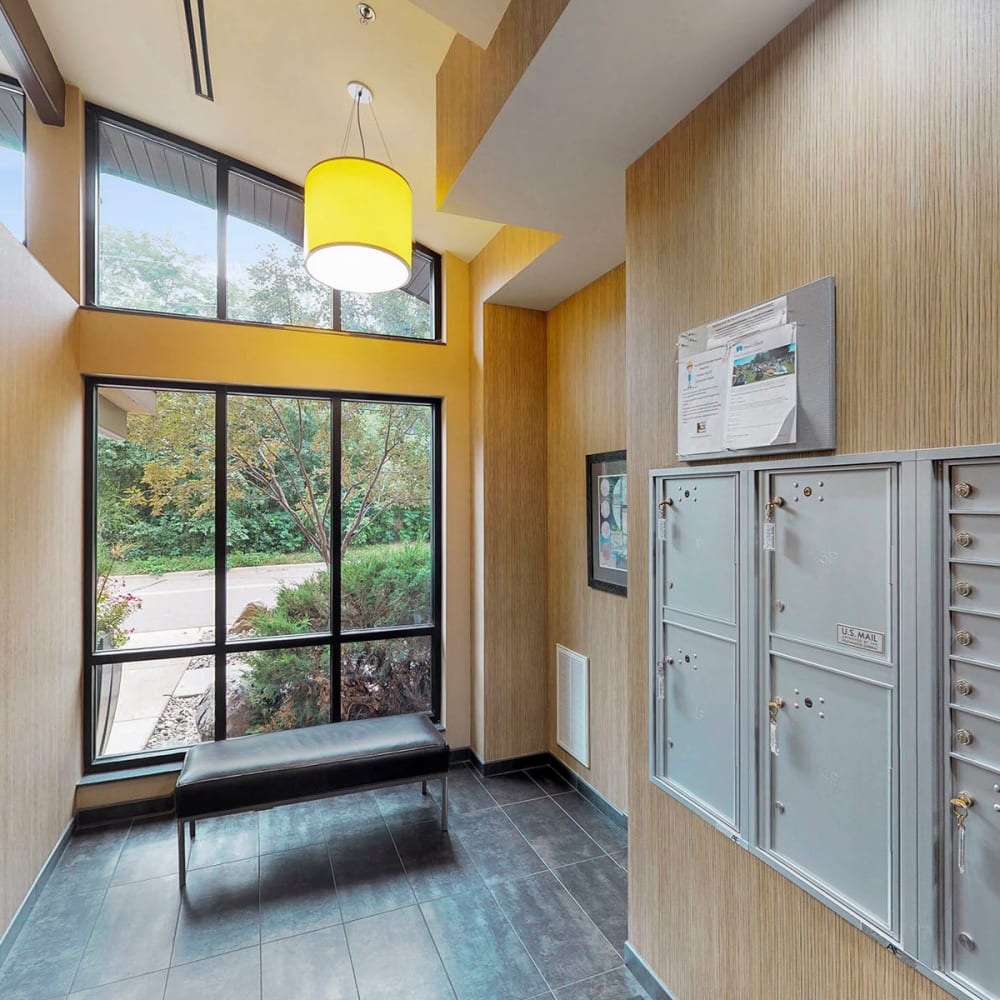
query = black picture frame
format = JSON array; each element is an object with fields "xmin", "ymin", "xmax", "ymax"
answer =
[{"xmin": 586, "ymin": 450, "xmax": 628, "ymax": 596}]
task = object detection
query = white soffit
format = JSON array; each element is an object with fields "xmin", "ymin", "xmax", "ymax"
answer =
[
  {"xmin": 23, "ymin": 0, "xmax": 501, "ymax": 261},
  {"xmin": 409, "ymin": 0, "xmax": 512, "ymax": 48},
  {"xmin": 441, "ymin": 0, "xmax": 816, "ymax": 309}
]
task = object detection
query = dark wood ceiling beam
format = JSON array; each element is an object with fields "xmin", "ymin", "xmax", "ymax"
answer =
[{"xmin": 0, "ymin": 0, "xmax": 64, "ymax": 126}]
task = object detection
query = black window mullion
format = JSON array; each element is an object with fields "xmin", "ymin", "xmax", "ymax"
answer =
[
  {"xmin": 83, "ymin": 383, "xmax": 98, "ymax": 764},
  {"xmin": 330, "ymin": 399, "xmax": 343, "ymax": 722},
  {"xmin": 332, "ymin": 290, "xmax": 342, "ymax": 332},
  {"xmin": 214, "ymin": 389, "xmax": 228, "ymax": 741},
  {"xmin": 431, "ymin": 402, "xmax": 443, "ymax": 721},
  {"xmin": 216, "ymin": 160, "xmax": 227, "ymax": 320}
]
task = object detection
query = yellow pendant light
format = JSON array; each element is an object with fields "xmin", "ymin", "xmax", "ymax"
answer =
[{"xmin": 304, "ymin": 81, "xmax": 412, "ymax": 293}]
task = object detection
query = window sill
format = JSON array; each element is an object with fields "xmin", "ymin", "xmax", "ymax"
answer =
[{"xmin": 78, "ymin": 760, "xmax": 183, "ymax": 786}]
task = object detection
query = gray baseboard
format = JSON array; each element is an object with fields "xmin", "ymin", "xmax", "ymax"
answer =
[
  {"xmin": 470, "ymin": 750, "xmax": 629, "ymax": 832},
  {"xmin": 545, "ymin": 756, "xmax": 628, "ymax": 831},
  {"xmin": 625, "ymin": 942, "xmax": 678, "ymax": 1000},
  {"xmin": 0, "ymin": 819, "xmax": 74, "ymax": 966},
  {"xmin": 470, "ymin": 750, "xmax": 551, "ymax": 776}
]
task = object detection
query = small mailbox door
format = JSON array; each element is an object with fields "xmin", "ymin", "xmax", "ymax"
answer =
[
  {"xmin": 944, "ymin": 461, "xmax": 1000, "ymax": 999},
  {"xmin": 762, "ymin": 464, "xmax": 898, "ymax": 933},
  {"xmin": 653, "ymin": 471, "xmax": 741, "ymax": 833}
]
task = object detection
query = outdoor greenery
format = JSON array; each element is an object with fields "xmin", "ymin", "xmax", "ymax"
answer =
[
  {"xmin": 237, "ymin": 544, "xmax": 432, "ymax": 732},
  {"xmin": 97, "ymin": 395, "xmax": 431, "ymax": 568},
  {"xmin": 96, "ymin": 221, "xmax": 436, "ymax": 737},
  {"xmin": 99, "ymin": 224, "xmax": 433, "ymax": 339}
]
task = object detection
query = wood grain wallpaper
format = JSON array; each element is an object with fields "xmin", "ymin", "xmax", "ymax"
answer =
[
  {"xmin": 481, "ymin": 303, "xmax": 549, "ymax": 761},
  {"xmin": 625, "ymin": 0, "xmax": 997, "ymax": 997},
  {"xmin": 0, "ymin": 229, "xmax": 82, "ymax": 931},
  {"xmin": 546, "ymin": 265, "xmax": 628, "ymax": 811},
  {"xmin": 436, "ymin": 0, "xmax": 571, "ymax": 206}
]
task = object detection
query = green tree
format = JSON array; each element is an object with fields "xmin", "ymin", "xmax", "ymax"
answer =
[
  {"xmin": 98, "ymin": 224, "xmax": 216, "ymax": 316},
  {"xmin": 227, "ymin": 242, "xmax": 333, "ymax": 329}
]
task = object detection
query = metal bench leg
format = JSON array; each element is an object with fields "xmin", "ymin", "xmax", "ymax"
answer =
[
  {"xmin": 421, "ymin": 780, "xmax": 428, "ymax": 796},
  {"xmin": 190, "ymin": 820, "xmax": 196, "ymax": 839},
  {"xmin": 177, "ymin": 821, "xmax": 187, "ymax": 890},
  {"xmin": 440, "ymin": 775, "xmax": 448, "ymax": 832}
]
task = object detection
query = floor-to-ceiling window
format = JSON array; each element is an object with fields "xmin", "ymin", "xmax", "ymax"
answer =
[{"xmin": 86, "ymin": 379, "xmax": 440, "ymax": 770}]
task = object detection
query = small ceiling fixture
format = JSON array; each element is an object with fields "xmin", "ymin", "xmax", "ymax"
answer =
[
  {"xmin": 357, "ymin": 4, "xmax": 376, "ymax": 25},
  {"xmin": 304, "ymin": 81, "xmax": 412, "ymax": 294}
]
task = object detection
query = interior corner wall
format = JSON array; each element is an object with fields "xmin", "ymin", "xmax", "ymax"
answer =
[
  {"xmin": 625, "ymin": 0, "xmax": 998, "ymax": 997},
  {"xmin": 469, "ymin": 299, "xmax": 548, "ymax": 763},
  {"xmin": 25, "ymin": 86, "xmax": 85, "ymax": 304},
  {"xmin": 0, "ymin": 228, "xmax": 82, "ymax": 932},
  {"xmin": 545, "ymin": 265, "xmax": 627, "ymax": 810}
]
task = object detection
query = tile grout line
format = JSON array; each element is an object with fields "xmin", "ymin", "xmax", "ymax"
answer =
[{"xmin": 65, "ymin": 819, "xmax": 141, "ymax": 998}]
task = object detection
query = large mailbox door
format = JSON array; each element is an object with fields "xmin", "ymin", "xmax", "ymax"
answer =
[
  {"xmin": 652, "ymin": 472, "xmax": 741, "ymax": 831},
  {"xmin": 762, "ymin": 465, "xmax": 898, "ymax": 933},
  {"xmin": 944, "ymin": 461, "xmax": 1000, "ymax": 999}
]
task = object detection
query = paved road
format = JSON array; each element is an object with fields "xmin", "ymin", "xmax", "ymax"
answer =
[{"xmin": 119, "ymin": 562, "xmax": 326, "ymax": 647}]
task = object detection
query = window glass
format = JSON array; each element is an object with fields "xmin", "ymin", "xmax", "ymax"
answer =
[
  {"xmin": 341, "ymin": 401, "xmax": 433, "ymax": 628},
  {"xmin": 96, "ymin": 120, "xmax": 217, "ymax": 316},
  {"xmin": 340, "ymin": 247, "xmax": 435, "ymax": 340},
  {"xmin": 341, "ymin": 636, "xmax": 432, "ymax": 721},
  {"xmin": 87, "ymin": 381, "xmax": 438, "ymax": 770},
  {"xmin": 228, "ymin": 646, "xmax": 331, "ymax": 736},
  {"xmin": 92, "ymin": 657, "xmax": 212, "ymax": 759},
  {"xmin": 226, "ymin": 171, "xmax": 332, "ymax": 328},
  {"xmin": 95, "ymin": 387, "xmax": 216, "ymax": 651},
  {"xmin": 0, "ymin": 81, "xmax": 25, "ymax": 241},
  {"xmin": 227, "ymin": 394, "xmax": 332, "ymax": 637}
]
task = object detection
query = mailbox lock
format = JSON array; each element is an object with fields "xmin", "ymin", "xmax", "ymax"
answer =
[
  {"xmin": 957, "ymin": 932, "xmax": 977, "ymax": 952},
  {"xmin": 955, "ymin": 629, "xmax": 973, "ymax": 647},
  {"xmin": 955, "ymin": 580, "xmax": 973, "ymax": 598},
  {"xmin": 954, "ymin": 729, "xmax": 975, "ymax": 747},
  {"xmin": 955, "ymin": 531, "xmax": 973, "ymax": 548},
  {"xmin": 954, "ymin": 679, "xmax": 973, "ymax": 697},
  {"xmin": 954, "ymin": 482, "xmax": 974, "ymax": 499}
]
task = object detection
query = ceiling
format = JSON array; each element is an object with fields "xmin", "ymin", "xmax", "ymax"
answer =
[
  {"xmin": 10, "ymin": 0, "xmax": 816, "ymax": 306},
  {"xmin": 440, "ymin": 0, "xmax": 817, "ymax": 309},
  {"xmin": 20, "ymin": 0, "xmax": 505, "ymax": 261}
]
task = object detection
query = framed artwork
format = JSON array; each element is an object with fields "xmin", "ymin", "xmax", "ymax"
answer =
[{"xmin": 586, "ymin": 450, "xmax": 627, "ymax": 595}]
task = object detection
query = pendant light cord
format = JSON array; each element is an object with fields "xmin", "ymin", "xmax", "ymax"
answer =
[
  {"xmin": 338, "ymin": 86, "xmax": 392, "ymax": 164},
  {"xmin": 370, "ymin": 100, "xmax": 393, "ymax": 167},
  {"xmin": 356, "ymin": 92, "xmax": 367, "ymax": 159}
]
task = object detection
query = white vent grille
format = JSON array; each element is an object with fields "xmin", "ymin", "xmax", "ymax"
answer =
[{"xmin": 556, "ymin": 644, "xmax": 590, "ymax": 767}]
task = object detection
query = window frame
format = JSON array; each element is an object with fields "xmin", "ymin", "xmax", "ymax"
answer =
[
  {"xmin": 83, "ymin": 375, "xmax": 443, "ymax": 774},
  {"xmin": 84, "ymin": 104, "xmax": 442, "ymax": 342},
  {"xmin": 0, "ymin": 73, "xmax": 27, "ymax": 245}
]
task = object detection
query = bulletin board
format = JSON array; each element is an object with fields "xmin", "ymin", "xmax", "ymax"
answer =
[{"xmin": 675, "ymin": 276, "xmax": 835, "ymax": 462}]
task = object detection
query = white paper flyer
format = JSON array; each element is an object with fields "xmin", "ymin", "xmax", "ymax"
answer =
[{"xmin": 676, "ymin": 345, "xmax": 728, "ymax": 455}]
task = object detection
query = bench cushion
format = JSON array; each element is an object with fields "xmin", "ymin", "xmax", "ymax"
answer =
[{"xmin": 174, "ymin": 712, "xmax": 449, "ymax": 819}]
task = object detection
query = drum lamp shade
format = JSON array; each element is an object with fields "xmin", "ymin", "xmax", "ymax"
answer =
[{"xmin": 304, "ymin": 156, "xmax": 412, "ymax": 293}]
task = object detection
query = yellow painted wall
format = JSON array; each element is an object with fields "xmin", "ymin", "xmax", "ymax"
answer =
[
  {"xmin": 0, "ymin": 227, "xmax": 82, "ymax": 930},
  {"xmin": 546, "ymin": 265, "xmax": 627, "ymax": 810}
]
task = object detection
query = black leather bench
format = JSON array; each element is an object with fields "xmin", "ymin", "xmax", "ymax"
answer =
[{"xmin": 173, "ymin": 712, "xmax": 449, "ymax": 888}]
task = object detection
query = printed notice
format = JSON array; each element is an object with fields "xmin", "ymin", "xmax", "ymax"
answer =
[
  {"xmin": 723, "ymin": 323, "xmax": 798, "ymax": 450},
  {"xmin": 677, "ymin": 345, "xmax": 727, "ymax": 455},
  {"xmin": 707, "ymin": 296, "xmax": 788, "ymax": 349},
  {"xmin": 836, "ymin": 624, "xmax": 885, "ymax": 654}
]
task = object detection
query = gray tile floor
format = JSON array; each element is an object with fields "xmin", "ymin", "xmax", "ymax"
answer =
[{"xmin": 0, "ymin": 764, "xmax": 647, "ymax": 1000}]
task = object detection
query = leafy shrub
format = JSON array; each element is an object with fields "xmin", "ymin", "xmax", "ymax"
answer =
[{"xmin": 239, "ymin": 543, "xmax": 431, "ymax": 732}]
